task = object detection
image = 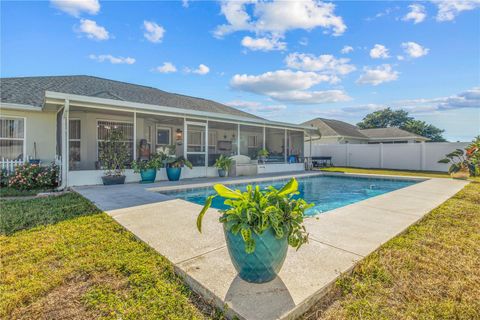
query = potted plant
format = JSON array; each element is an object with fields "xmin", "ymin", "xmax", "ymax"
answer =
[
  {"xmin": 438, "ymin": 148, "xmax": 475, "ymax": 179},
  {"xmin": 165, "ymin": 156, "xmax": 193, "ymax": 181},
  {"xmin": 196, "ymin": 178, "xmax": 313, "ymax": 283},
  {"xmin": 131, "ymin": 153, "xmax": 164, "ymax": 183},
  {"xmin": 99, "ymin": 128, "xmax": 129, "ymax": 185},
  {"xmin": 214, "ymin": 154, "xmax": 232, "ymax": 177},
  {"xmin": 257, "ymin": 148, "xmax": 269, "ymax": 164}
]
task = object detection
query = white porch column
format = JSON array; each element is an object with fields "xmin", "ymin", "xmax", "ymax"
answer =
[
  {"xmin": 61, "ymin": 99, "xmax": 70, "ymax": 188},
  {"xmin": 133, "ymin": 111, "xmax": 137, "ymax": 161},
  {"xmin": 205, "ymin": 120, "xmax": 209, "ymax": 170},
  {"xmin": 237, "ymin": 124, "xmax": 240, "ymax": 155},
  {"xmin": 183, "ymin": 117, "xmax": 187, "ymax": 157},
  {"xmin": 284, "ymin": 129, "xmax": 287, "ymax": 163},
  {"xmin": 262, "ymin": 126, "xmax": 266, "ymax": 150}
]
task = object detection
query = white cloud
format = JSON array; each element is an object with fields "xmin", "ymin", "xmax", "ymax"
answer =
[
  {"xmin": 143, "ymin": 21, "xmax": 165, "ymax": 43},
  {"xmin": 78, "ymin": 19, "xmax": 109, "ymax": 40},
  {"xmin": 185, "ymin": 64, "xmax": 210, "ymax": 75},
  {"xmin": 299, "ymin": 37, "xmax": 309, "ymax": 46},
  {"xmin": 230, "ymin": 69, "xmax": 351, "ymax": 104},
  {"xmin": 214, "ymin": 0, "xmax": 346, "ymax": 38},
  {"xmin": 357, "ymin": 64, "xmax": 399, "ymax": 86},
  {"xmin": 397, "ymin": 55, "xmax": 405, "ymax": 61},
  {"xmin": 51, "ymin": 0, "xmax": 99, "ymax": 17},
  {"xmin": 402, "ymin": 41, "xmax": 429, "ymax": 58},
  {"xmin": 241, "ymin": 36, "xmax": 286, "ymax": 51},
  {"xmin": 285, "ymin": 53, "xmax": 356, "ymax": 78},
  {"xmin": 369, "ymin": 44, "xmax": 390, "ymax": 59},
  {"xmin": 403, "ymin": 4, "xmax": 427, "ymax": 24},
  {"xmin": 398, "ymin": 87, "xmax": 480, "ymax": 111},
  {"xmin": 182, "ymin": 0, "xmax": 189, "ymax": 8},
  {"xmin": 154, "ymin": 62, "xmax": 177, "ymax": 73},
  {"xmin": 432, "ymin": 0, "xmax": 480, "ymax": 22},
  {"xmin": 226, "ymin": 100, "xmax": 287, "ymax": 113},
  {"xmin": 340, "ymin": 45, "xmax": 354, "ymax": 54},
  {"xmin": 89, "ymin": 54, "xmax": 135, "ymax": 64}
]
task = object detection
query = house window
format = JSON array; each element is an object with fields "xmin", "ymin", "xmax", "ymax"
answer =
[
  {"xmin": 97, "ymin": 120, "xmax": 134, "ymax": 161},
  {"xmin": 247, "ymin": 135, "xmax": 258, "ymax": 148},
  {"xmin": 0, "ymin": 116, "xmax": 25, "ymax": 160},
  {"xmin": 69, "ymin": 119, "xmax": 81, "ymax": 164},
  {"xmin": 156, "ymin": 127, "xmax": 171, "ymax": 145}
]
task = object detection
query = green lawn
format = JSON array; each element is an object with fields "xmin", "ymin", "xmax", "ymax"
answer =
[
  {"xmin": 0, "ymin": 193, "xmax": 218, "ymax": 319},
  {"xmin": 0, "ymin": 186, "xmax": 51, "ymax": 197},
  {"xmin": 319, "ymin": 166, "xmax": 450, "ymax": 179},
  {"xmin": 303, "ymin": 170, "xmax": 480, "ymax": 319}
]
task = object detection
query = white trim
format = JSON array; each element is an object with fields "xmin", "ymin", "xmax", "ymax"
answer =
[
  {"xmin": 133, "ymin": 111, "xmax": 137, "ymax": 161},
  {"xmin": 0, "ymin": 115, "xmax": 27, "ymax": 161},
  {"xmin": 237, "ymin": 124, "xmax": 240, "ymax": 156},
  {"xmin": 45, "ymin": 91, "xmax": 313, "ymax": 131},
  {"xmin": 0, "ymin": 102, "xmax": 42, "ymax": 112},
  {"xmin": 155, "ymin": 125, "xmax": 172, "ymax": 145}
]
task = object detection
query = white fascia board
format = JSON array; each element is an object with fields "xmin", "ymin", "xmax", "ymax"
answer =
[
  {"xmin": 45, "ymin": 91, "xmax": 314, "ymax": 131},
  {"xmin": 0, "ymin": 102, "xmax": 42, "ymax": 112}
]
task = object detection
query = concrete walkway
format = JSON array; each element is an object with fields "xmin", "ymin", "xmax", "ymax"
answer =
[{"xmin": 75, "ymin": 173, "xmax": 468, "ymax": 320}]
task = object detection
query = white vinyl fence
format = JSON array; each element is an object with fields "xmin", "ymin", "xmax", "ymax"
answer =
[
  {"xmin": 306, "ymin": 142, "xmax": 470, "ymax": 172},
  {"xmin": 1, "ymin": 158, "xmax": 24, "ymax": 175}
]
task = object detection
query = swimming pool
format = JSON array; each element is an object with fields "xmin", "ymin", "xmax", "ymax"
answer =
[{"xmin": 162, "ymin": 175, "xmax": 418, "ymax": 216}]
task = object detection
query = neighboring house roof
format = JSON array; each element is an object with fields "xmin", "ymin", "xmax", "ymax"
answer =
[
  {"xmin": 0, "ymin": 75, "xmax": 262, "ymax": 120},
  {"xmin": 301, "ymin": 118, "xmax": 368, "ymax": 139},
  {"xmin": 302, "ymin": 117, "xmax": 428, "ymax": 141},
  {"xmin": 359, "ymin": 127, "xmax": 429, "ymax": 141}
]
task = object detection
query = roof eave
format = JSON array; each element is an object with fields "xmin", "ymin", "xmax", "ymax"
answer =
[{"xmin": 44, "ymin": 91, "xmax": 313, "ymax": 131}]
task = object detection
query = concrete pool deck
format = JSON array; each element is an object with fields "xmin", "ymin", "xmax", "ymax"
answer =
[{"xmin": 74, "ymin": 172, "xmax": 469, "ymax": 320}]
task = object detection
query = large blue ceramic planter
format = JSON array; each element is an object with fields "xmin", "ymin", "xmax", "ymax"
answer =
[
  {"xmin": 224, "ymin": 225, "xmax": 288, "ymax": 283},
  {"xmin": 140, "ymin": 168, "xmax": 157, "ymax": 183},
  {"xmin": 166, "ymin": 167, "xmax": 182, "ymax": 181}
]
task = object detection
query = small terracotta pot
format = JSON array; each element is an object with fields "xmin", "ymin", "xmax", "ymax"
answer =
[{"xmin": 451, "ymin": 166, "xmax": 470, "ymax": 180}]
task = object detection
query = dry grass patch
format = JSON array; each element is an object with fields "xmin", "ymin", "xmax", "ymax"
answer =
[
  {"xmin": 0, "ymin": 195, "xmax": 220, "ymax": 319},
  {"xmin": 303, "ymin": 181, "xmax": 480, "ymax": 320}
]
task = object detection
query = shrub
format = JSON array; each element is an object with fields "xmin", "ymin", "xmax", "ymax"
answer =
[
  {"xmin": 0, "ymin": 168, "xmax": 10, "ymax": 187},
  {"xmin": 8, "ymin": 163, "xmax": 59, "ymax": 190}
]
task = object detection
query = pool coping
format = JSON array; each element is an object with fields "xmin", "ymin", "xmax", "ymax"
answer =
[{"xmin": 96, "ymin": 173, "xmax": 468, "ymax": 320}]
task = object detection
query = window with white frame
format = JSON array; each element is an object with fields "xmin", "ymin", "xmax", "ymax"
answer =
[
  {"xmin": 69, "ymin": 119, "xmax": 81, "ymax": 164},
  {"xmin": 156, "ymin": 126, "xmax": 171, "ymax": 146},
  {"xmin": 97, "ymin": 120, "xmax": 134, "ymax": 161},
  {"xmin": 0, "ymin": 116, "xmax": 25, "ymax": 160},
  {"xmin": 247, "ymin": 135, "xmax": 258, "ymax": 148}
]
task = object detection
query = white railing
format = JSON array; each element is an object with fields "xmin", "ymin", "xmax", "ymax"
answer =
[{"xmin": 1, "ymin": 158, "xmax": 24, "ymax": 175}]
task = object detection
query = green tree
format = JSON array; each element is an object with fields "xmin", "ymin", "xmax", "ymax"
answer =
[{"xmin": 357, "ymin": 108, "xmax": 446, "ymax": 142}]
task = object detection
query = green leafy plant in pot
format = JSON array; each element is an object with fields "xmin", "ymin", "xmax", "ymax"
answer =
[
  {"xmin": 131, "ymin": 153, "xmax": 164, "ymax": 183},
  {"xmin": 438, "ymin": 148, "xmax": 476, "ymax": 180},
  {"xmin": 197, "ymin": 178, "xmax": 313, "ymax": 283},
  {"xmin": 214, "ymin": 154, "xmax": 232, "ymax": 177},
  {"xmin": 165, "ymin": 156, "xmax": 193, "ymax": 181},
  {"xmin": 99, "ymin": 128, "xmax": 130, "ymax": 185}
]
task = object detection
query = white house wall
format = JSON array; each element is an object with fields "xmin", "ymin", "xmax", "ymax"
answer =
[{"xmin": 0, "ymin": 108, "xmax": 57, "ymax": 163}]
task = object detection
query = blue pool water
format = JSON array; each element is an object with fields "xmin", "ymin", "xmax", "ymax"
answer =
[{"xmin": 163, "ymin": 175, "xmax": 418, "ymax": 216}]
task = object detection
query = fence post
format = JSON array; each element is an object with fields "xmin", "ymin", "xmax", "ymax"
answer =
[
  {"xmin": 420, "ymin": 142, "xmax": 426, "ymax": 171},
  {"xmin": 379, "ymin": 143, "xmax": 384, "ymax": 169},
  {"xmin": 345, "ymin": 143, "xmax": 350, "ymax": 167}
]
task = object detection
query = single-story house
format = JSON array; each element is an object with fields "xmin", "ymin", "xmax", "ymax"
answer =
[
  {"xmin": 0, "ymin": 75, "xmax": 315, "ymax": 186},
  {"xmin": 302, "ymin": 118, "xmax": 429, "ymax": 144}
]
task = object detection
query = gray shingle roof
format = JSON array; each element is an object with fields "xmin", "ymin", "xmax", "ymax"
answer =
[
  {"xmin": 302, "ymin": 118, "xmax": 368, "ymax": 139},
  {"xmin": 0, "ymin": 75, "xmax": 262, "ymax": 120},
  {"xmin": 302, "ymin": 118, "xmax": 428, "ymax": 141},
  {"xmin": 359, "ymin": 127, "xmax": 428, "ymax": 140}
]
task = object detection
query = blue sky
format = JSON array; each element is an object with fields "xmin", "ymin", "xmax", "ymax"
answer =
[{"xmin": 1, "ymin": 0, "xmax": 479, "ymax": 141}]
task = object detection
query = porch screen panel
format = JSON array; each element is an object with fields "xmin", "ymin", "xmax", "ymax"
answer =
[
  {"xmin": 265, "ymin": 127, "xmax": 285, "ymax": 163},
  {"xmin": 208, "ymin": 121, "xmax": 237, "ymax": 166},
  {"xmin": 69, "ymin": 119, "xmax": 81, "ymax": 169},
  {"xmin": 240, "ymin": 125, "xmax": 263, "ymax": 160},
  {"xmin": 287, "ymin": 130, "xmax": 304, "ymax": 163},
  {"xmin": 97, "ymin": 120, "xmax": 134, "ymax": 162},
  {"xmin": 0, "ymin": 117, "xmax": 24, "ymax": 160}
]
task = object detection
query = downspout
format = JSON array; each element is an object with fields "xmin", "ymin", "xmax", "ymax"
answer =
[{"xmin": 58, "ymin": 99, "xmax": 69, "ymax": 190}]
